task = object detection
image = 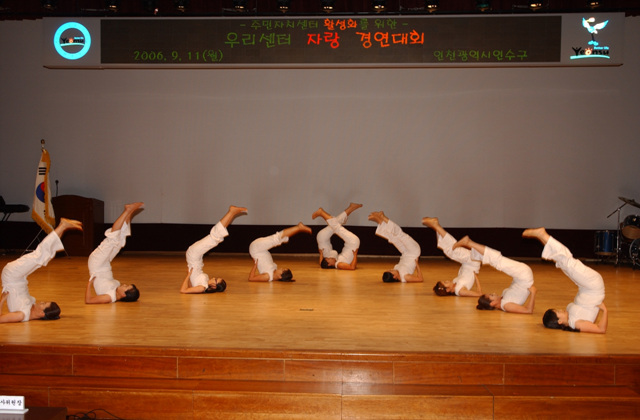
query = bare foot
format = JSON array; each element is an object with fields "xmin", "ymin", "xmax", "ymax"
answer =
[
  {"xmin": 522, "ymin": 227, "xmax": 550, "ymax": 244},
  {"xmin": 368, "ymin": 211, "xmax": 385, "ymax": 223},
  {"xmin": 421, "ymin": 217, "xmax": 440, "ymax": 229},
  {"xmin": 312, "ymin": 208, "xmax": 326, "ymax": 220},
  {"xmin": 229, "ymin": 205, "xmax": 248, "ymax": 215},
  {"xmin": 125, "ymin": 202, "xmax": 144, "ymax": 213},
  {"xmin": 298, "ymin": 222, "xmax": 312, "ymax": 235},
  {"xmin": 452, "ymin": 236, "xmax": 472, "ymax": 250},
  {"xmin": 219, "ymin": 206, "xmax": 247, "ymax": 228},
  {"xmin": 58, "ymin": 218, "xmax": 83, "ymax": 232},
  {"xmin": 345, "ymin": 202, "xmax": 363, "ymax": 214}
]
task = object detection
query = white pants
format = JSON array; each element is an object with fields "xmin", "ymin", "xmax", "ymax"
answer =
[
  {"xmin": 437, "ymin": 233, "xmax": 480, "ymax": 295},
  {"xmin": 317, "ymin": 211, "xmax": 360, "ymax": 265},
  {"xmin": 186, "ymin": 222, "xmax": 229, "ymax": 288},
  {"xmin": 474, "ymin": 246, "xmax": 533, "ymax": 310},
  {"xmin": 376, "ymin": 219, "xmax": 420, "ymax": 282},
  {"xmin": 249, "ymin": 231, "xmax": 289, "ymax": 281},
  {"xmin": 316, "ymin": 211, "xmax": 348, "ymax": 260},
  {"xmin": 1, "ymin": 230, "xmax": 64, "ymax": 321},
  {"xmin": 88, "ymin": 222, "xmax": 131, "ymax": 301},
  {"xmin": 542, "ymin": 236, "xmax": 604, "ymax": 327},
  {"xmin": 542, "ymin": 236, "xmax": 605, "ymax": 303},
  {"xmin": 89, "ymin": 222, "xmax": 130, "ymax": 276},
  {"xmin": 328, "ymin": 218, "xmax": 360, "ymax": 265}
]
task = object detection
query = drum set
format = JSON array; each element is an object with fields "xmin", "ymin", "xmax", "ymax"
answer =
[{"xmin": 595, "ymin": 196, "xmax": 640, "ymax": 266}]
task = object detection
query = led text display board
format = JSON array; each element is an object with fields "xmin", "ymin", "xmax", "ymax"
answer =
[{"xmin": 42, "ymin": 13, "xmax": 624, "ymax": 69}]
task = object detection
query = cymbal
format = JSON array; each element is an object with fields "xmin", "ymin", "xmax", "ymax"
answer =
[{"xmin": 619, "ymin": 196, "xmax": 640, "ymax": 209}]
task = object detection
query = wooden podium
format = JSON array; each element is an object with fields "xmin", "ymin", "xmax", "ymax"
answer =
[{"xmin": 51, "ymin": 195, "xmax": 104, "ymax": 256}]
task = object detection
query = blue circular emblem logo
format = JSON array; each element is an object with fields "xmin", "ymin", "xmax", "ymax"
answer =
[{"xmin": 54, "ymin": 22, "xmax": 92, "ymax": 60}]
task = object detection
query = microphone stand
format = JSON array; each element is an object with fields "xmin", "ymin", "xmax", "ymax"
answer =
[{"xmin": 607, "ymin": 203, "xmax": 626, "ymax": 265}]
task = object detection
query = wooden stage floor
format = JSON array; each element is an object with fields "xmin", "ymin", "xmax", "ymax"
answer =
[
  {"xmin": 2, "ymin": 252, "xmax": 640, "ymax": 419},
  {"xmin": 0, "ymin": 252, "xmax": 638, "ymax": 356}
]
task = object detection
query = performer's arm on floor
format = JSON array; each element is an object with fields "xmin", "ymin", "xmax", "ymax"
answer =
[
  {"xmin": 180, "ymin": 268, "xmax": 205, "ymax": 294},
  {"xmin": 575, "ymin": 303, "xmax": 608, "ymax": 334},
  {"xmin": 0, "ymin": 292, "xmax": 24, "ymax": 323},
  {"xmin": 85, "ymin": 278, "xmax": 113, "ymax": 304},
  {"xmin": 455, "ymin": 274, "xmax": 483, "ymax": 297},
  {"xmin": 337, "ymin": 250, "xmax": 358, "ymax": 270},
  {"xmin": 402, "ymin": 259, "xmax": 424, "ymax": 283},
  {"xmin": 503, "ymin": 286, "xmax": 537, "ymax": 314},
  {"xmin": 457, "ymin": 287, "xmax": 483, "ymax": 297},
  {"xmin": 248, "ymin": 260, "xmax": 270, "ymax": 281}
]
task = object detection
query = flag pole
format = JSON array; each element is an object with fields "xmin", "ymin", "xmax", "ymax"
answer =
[
  {"xmin": 25, "ymin": 139, "xmax": 58, "ymax": 253},
  {"xmin": 24, "ymin": 140, "xmax": 48, "ymax": 253}
]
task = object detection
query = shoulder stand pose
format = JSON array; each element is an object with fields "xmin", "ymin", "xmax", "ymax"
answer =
[
  {"xmin": 313, "ymin": 202, "xmax": 361, "ymax": 270},
  {"xmin": 181, "ymin": 205, "xmax": 247, "ymax": 294},
  {"xmin": 423, "ymin": 217, "xmax": 482, "ymax": 297},
  {"xmin": 248, "ymin": 222, "xmax": 312, "ymax": 282},
  {"xmin": 85, "ymin": 202, "xmax": 143, "ymax": 304},
  {"xmin": 524, "ymin": 227, "xmax": 607, "ymax": 334},
  {"xmin": 452, "ymin": 236, "xmax": 536, "ymax": 314},
  {"xmin": 1, "ymin": 218, "xmax": 82, "ymax": 323},
  {"xmin": 368, "ymin": 211, "xmax": 422, "ymax": 283}
]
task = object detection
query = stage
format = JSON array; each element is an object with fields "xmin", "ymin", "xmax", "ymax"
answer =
[{"xmin": 1, "ymin": 253, "xmax": 639, "ymax": 419}]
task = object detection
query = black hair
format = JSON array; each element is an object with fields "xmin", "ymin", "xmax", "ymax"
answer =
[
  {"xmin": 120, "ymin": 284, "xmax": 140, "ymax": 302},
  {"xmin": 320, "ymin": 258, "xmax": 335, "ymax": 269},
  {"xmin": 476, "ymin": 295, "xmax": 496, "ymax": 310},
  {"xmin": 205, "ymin": 279, "xmax": 227, "ymax": 294},
  {"xmin": 43, "ymin": 302, "xmax": 61, "ymax": 320},
  {"xmin": 542, "ymin": 309, "xmax": 579, "ymax": 332},
  {"xmin": 216, "ymin": 279, "xmax": 227, "ymax": 292},
  {"xmin": 433, "ymin": 281, "xmax": 455, "ymax": 296},
  {"xmin": 382, "ymin": 271, "xmax": 399, "ymax": 283},
  {"xmin": 279, "ymin": 269, "xmax": 294, "ymax": 282}
]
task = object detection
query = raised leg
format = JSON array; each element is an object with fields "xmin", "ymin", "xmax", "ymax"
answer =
[
  {"xmin": 53, "ymin": 218, "xmax": 83, "ymax": 237},
  {"xmin": 422, "ymin": 217, "xmax": 447, "ymax": 238},
  {"xmin": 368, "ymin": 211, "xmax": 389, "ymax": 224},
  {"xmin": 282, "ymin": 222, "xmax": 312, "ymax": 238},
  {"xmin": 312, "ymin": 208, "xmax": 332, "ymax": 221},
  {"xmin": 522, "ymin": 227, "xmax": 550, "ymax": 245},
  {"xmin": 111, "ymin": 202, "xmax": 144, "ymax": 232},
  {"xmin": 219, "ymin": 205, "xmax": 247, "ymax": 228},
  {"xmin": 452, "ymin": 236, "xmax": 486, "ymax": 256},
  {"xmin": 344, "ymin": 202, "xmax": 363, "ymax": 216}
]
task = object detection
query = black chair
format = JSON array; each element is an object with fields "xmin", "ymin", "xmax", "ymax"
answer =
[{"xmin": 0, "ymin": 196, "xmax": 30, "ymax": 222}]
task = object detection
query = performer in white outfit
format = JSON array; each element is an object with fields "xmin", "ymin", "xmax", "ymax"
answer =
[
  {"xmin": 85, "ymin": 202, "xmax": 143, "ymax": 304},
  {"xmin": 422, "ymin": 217, "xmax": 482, "ymax": 297},
  {"xmin": 453, "ymin": 236, "xmax": 537, "ymax": 314},
  {"xmin": 524, "ymin": 227, "xmax": 607, "ymax": 333},
  {"xmin": 1, "ymin": 218, "xmax": 82, "ymax": 323},
  {"xmin": 248, "ymin": 222, "xmax": 312, "ymax": 282},
  {"xmin": 368, "ymin": 211, "xmax": 423, "ymax": 283},
  {"xmin": 181, "ymin": 205, "xmax": 247, "ymax": 294},
  {"xmin": 313, "ymin": 203, "xmax": 362, "ymax": 270}
]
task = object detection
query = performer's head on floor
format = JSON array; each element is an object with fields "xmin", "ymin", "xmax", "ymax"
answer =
[
  {"xmin": 542, "ymin": 308, "xmax": 578, "ymax": 332},
  {"xmin": 275, "ymin": 268, "xmax": 294, "ymax": 282},
  {"xmin": 36, "ymin": 301, "xmax": 61, "ymax": 320},
  {"xmin": 320, "ymin": 257, "xmax": 336, "ymax": 269},
  {"xmin": 433, "ymin": 281, "xmax": 455, "ymax": 296},
  {"xmin": 205, "ymin": 279, "xmax": 226, "ymax": 293},
  {"xmin": 382, "ymin": 271, "xmax": 400, "ymax": 283},
  {"xmin": 476, "ymin": 294, "xmax": 499, "ymax": 310},
  {"xmin": 117, "ymin": 284, "xmax": 140, "ymax": 302}
]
